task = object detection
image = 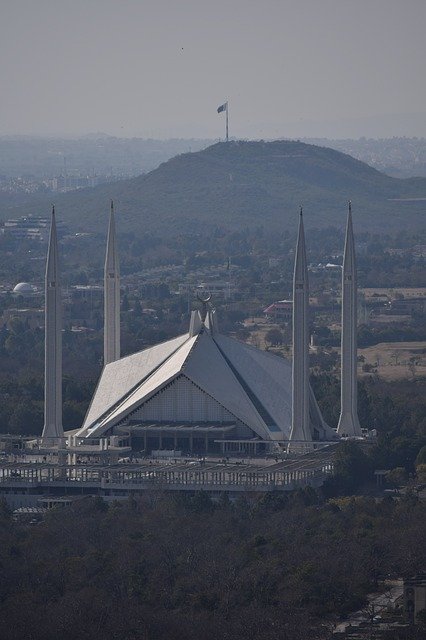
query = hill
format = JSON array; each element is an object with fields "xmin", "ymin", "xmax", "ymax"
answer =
[
  {"xmin": 3, "ymin": 140, "xmax": 426, "ymax": 236},
  {"xmin": 0, "ymin": 135, "xmax": 212, "ymax": 177},
  {"xmin": 303, "ymin": 136, "xmax": 426, "ymax": 178}
]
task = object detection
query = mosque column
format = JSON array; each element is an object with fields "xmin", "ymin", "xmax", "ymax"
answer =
[
  {"xmin": 289, "ymin": 210, "xmax": 312, "ymax": 450},
  {"xmin": 337, "ymin": 202, "xmax": 362, "ymax": 437},
  {"xmin": 104, "ymin": 200, "xmax": 120, "ymax": 365},
  {"xmin": 42, "ymin": 207, "xmax": 63, "ymax": 443}
]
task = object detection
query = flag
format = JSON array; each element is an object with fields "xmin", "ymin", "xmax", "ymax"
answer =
[{"xmin": 217, "ymin": 102, "xmax": 227, "ymax": 114}]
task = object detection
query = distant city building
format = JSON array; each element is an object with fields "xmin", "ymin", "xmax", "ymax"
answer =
[
  {"xmin": 69, "ymin": 285, "xmax": 104, "ymax": 303},
  {"xmin": 2, "ymin": 216, "xmax": 67, "ymax": 242},
  {"xmin": 47, "ymin": 174, "xmax": 100, "ymax": 192},
  {"xmin": 12, "ymin": 282, "xmax": 38, "ymax": 295},
  {"xmin": 413, "ymin": 244, "xmax": 426, "ymax": 258},
  {"xmin": 178, "ymin": 281, "xmax": 236, "ymax": 299},
  {"xmin": 264, "ymin": 300, "xmax": 292, "ymax": 322},
  {"xmin": 1, "ymin": 307, "xmax": 44, "ymax": 330}
]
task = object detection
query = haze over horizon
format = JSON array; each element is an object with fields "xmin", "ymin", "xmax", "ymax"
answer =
[{"xmin": 1, "ymin": 0, "xmax": 426, "ymax": 140}]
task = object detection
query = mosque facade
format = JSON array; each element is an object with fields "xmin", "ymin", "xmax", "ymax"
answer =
[{"xmin": 41, "ymin": 202, "xmax": 362, "ymax": 454}]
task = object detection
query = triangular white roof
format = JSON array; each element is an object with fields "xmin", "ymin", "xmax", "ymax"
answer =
[
  {"xmin": 183, "ymin": 332, "xmax": 270, "ymax": 439},
  {"xmin": 77, "ymin": 319, "xmax": 331, "ymax": 441},
  {"xmin": 79, "ymin": 333, "xmax": 190, "ymax": 433},
  {"xmin": 214, "ymin": 334, "xmax": 293, "ymax": 431},
  {"xmin": 82, "ymin": 335, "xmax": 198, "ymax": 435}
]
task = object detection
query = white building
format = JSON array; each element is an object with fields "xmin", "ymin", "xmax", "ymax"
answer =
[
  {"xmin": 75, "ymin": 306, "xmax": 335, "ymax": 454},
  {"xmin": 39, "ymin": 202, "xmax": 363, "ymax": 456}
]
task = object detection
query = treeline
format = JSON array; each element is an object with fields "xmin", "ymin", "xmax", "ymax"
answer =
[
  {"xmin": 357, "ymin": 321, "xmax": 426, "ymax": 348},
  {"xmin": 312, "ymin": 374, "xmax": 426, "ymax": 475},
  {"xmin": 0, "ymin": 488, "xmax": 425, "ymax": 640},
  {"xmin": 310, "ymin": 321, "xmax": 426, "ymax": 350},
  {"xmin": 0, "ymin": 373, "xmax": 95, "ymax": 435},
  {"xmin": 0, "ymin": 322, "xmax": 102, "ymax": 434}
]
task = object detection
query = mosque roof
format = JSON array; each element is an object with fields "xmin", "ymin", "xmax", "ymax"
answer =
[{"xmin": 76, "ymin": 310, "xmax": 334, "ymax": 442}]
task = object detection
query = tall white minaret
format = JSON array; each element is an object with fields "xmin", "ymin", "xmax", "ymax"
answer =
[
  {"xmin": 290, "ymin": 210, "xmax": 312, "ymax": 448},
  {"xmin": 337, "ymin": 202, "xmax": 362, "ymax": 437},
  {"xmin": 42, "ymin": 206, "xmax": 63, "ymax": 443},
  {"xmin": 104, "ymin": 200, "xmax": 120, "ymax": 365}
]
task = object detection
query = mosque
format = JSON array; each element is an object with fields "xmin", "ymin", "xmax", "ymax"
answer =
[{"xmin": 41, "ymin": 202, "xmax": 362, "ymax": 455}]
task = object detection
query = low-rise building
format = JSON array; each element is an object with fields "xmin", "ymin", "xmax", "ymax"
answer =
[
  {"xmin": 2, "ymin": 216, "xmax": 67, "ymax": 241},
  {"xmin": 1, "ymin": 307, "xmax": 44, "ymax": 330},
  {"xmin": 264, "ymin": 300, "xmax": 292, "ymax": 322},
  {"xmin": 404, "ymin": 573, "xmax": 426, "ymax": 624},
  {"xmin": 178, "ymin": 281, "xmax": 236, "ymax": 299}
]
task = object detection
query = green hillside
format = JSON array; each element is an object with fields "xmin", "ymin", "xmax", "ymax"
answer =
[{"xmin": 3, "ymin": 140, "xmax": 426, "ymax": 235}]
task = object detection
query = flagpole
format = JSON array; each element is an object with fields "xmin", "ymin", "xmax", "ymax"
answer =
[{"xmin": 217, "ymin": 101, "xmax": 229, "ymax": 142}]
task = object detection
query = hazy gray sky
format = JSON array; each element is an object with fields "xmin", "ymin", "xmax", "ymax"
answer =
[{"xmin": 1, "ymin": 0, "xmax": 425, "ymax": 139}]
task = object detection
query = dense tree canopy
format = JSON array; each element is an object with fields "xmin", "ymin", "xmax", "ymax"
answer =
[{"xmin": 0, "ymin": 490, "xmax": 424, "ymax": 640}]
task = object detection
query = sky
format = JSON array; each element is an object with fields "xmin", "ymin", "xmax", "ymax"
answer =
[{"xmin": 1, "ymin": 0, "xmax": 426, "ymax": 139}]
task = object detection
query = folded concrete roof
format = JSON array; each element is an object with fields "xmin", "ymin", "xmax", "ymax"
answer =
[{"xmin": 77, "ymin": 311, "xmax": 332, "ymax": 441}]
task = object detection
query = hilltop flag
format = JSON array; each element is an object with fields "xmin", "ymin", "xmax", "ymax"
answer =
[{"xmin": 217, "ymin": 101, "xmax": 229, "ymax": 142}]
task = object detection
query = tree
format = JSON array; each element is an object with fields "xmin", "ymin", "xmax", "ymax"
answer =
[
  {"xmin": 324, "ymin": 442, "xmax": 372, "ymax": 496},
  {"xmin": 415, "ymin": 446, "xmax": 426, "ymax": 466},
  {"xmin": 385, "ymin": 467, "xmax": 407, "ymax": 487},
  {"xmin": 235, "ymin": 327, "xmax": 250, "ymax": 342},
  {"xmin": 408, "ymin": 356, "xmax": 417, "ymax": 378},
  {"xmin": 265, "ymin": 328, "xmax": 284, "ymax": 347},
  {"xmin": 391, "ymin": 351, "xmax": 400, "ymax": 366},
  {"xmin": 8, "ymin": 399, "xmax": 43, "ymax": 435},
  {"xmin": 416, "ymin": 464, "xmax": 426, "ymax": 483}
]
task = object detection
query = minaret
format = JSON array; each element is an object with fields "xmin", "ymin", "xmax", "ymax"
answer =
[
  {"xmin": 290, "ymin": 209, "xmax": 312, "ymax": 448},
  {"xmin": 337, "ymin": 202, "xmax": 362, "ymax": 437},
  {"xmin": 42, "ymin": 206, "xmax": 63, "ymax": 443},
  {"xmin": 104, "ymin": 200, "xmax": 120, "ymax": 365}
]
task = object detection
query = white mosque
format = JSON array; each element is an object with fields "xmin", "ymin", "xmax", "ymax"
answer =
[{"xmin": 41, "ymin": 201, "xmax": 362, "ymax": 455}]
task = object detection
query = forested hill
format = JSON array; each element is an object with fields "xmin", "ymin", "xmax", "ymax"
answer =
[{"xmin": 6, "ymin": 140, "xmax": 426, "ymax": 236}]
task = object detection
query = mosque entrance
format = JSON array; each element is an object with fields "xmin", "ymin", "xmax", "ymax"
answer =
[{"xmin": 127, "ymin": 423, "xmax": 236, "ymax": 455}]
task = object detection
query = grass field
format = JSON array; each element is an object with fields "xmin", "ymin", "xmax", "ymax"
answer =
[
  {"xmin": 358, "ymin": 341, "xmax": 426, "ymax": 381},
  {"xmin": 244, "ymin": 316, "xmax": 426, "ymax": 381},
  {"xmin": 361, "ymin": 287, "xmax": 426, "ymax": 299}
]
